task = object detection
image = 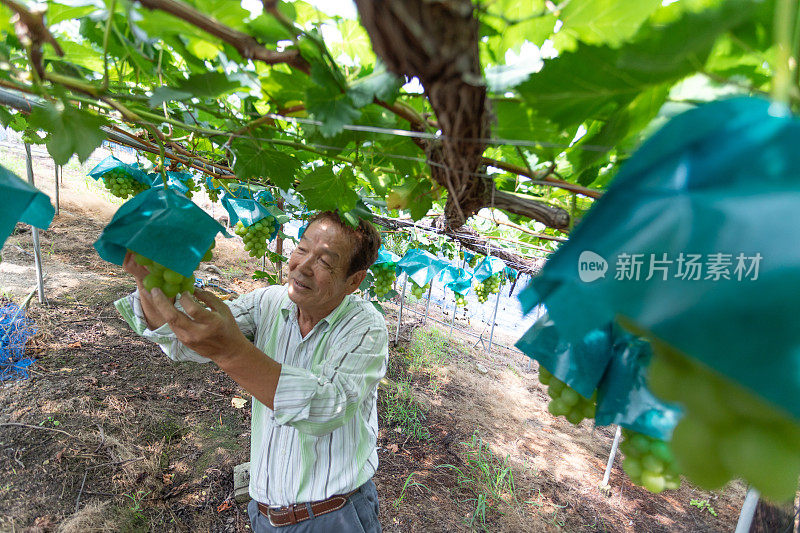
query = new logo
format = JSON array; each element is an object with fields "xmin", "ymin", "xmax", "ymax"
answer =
[{"xmin": 578, "ymin": 251, "xmax": 608, "ymax": 282}]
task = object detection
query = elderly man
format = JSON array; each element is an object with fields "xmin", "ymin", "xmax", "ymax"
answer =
[{"xmin": 115, "ymin": 212, "xmax": 387, "ymax": 532}]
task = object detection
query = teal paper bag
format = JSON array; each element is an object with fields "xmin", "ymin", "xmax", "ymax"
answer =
[
  {"xmin": 375, "ymin": 248, "xmax": 401, "ymax": 266},
  {"xmin": 0, "ymin": 165, "xmax": 54, "ymax": 249},
  {"xmin": 149, "ymin": 172, "xmax": 190, "ymax": 196},
  {"xmin": 595, "ymin": 328, "xmax": 683, "ymax": 441},
  {"xmin": 518, "ymin": 97, "xmax": 800, "ymax": 420},
  {"xmin": 88, "ymin": 155, "xmax": 151, "ymax": 187},
  {"xmin": 473, "ymin": 256, "xmax": 506, "ymax": 283},
  {"xmin": 221, "ymin": 197, "xmax": 278, "ymax": 240},
  {"xmin": 94, "ymin": 188, "xmax": 226, "ymax": 277},
  {"xmin": 440, "ymin": 266, "xmax": 473, "ymax": 295},
  {"xmin": 397, "ymin": 248, "xmax": 448, "ymax": 287},
  {"xmin": 515, "ymin": 314, "xmax": 613, "ymax": 399}
]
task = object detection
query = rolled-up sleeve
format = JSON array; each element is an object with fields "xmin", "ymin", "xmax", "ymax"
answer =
[
  {"xmin": 114, "ymin": 287, "xmax": 272, "ymax": 363},
  {"xmin": 272, "ymin": 313, "xmax": 388, "ymax": 437}
]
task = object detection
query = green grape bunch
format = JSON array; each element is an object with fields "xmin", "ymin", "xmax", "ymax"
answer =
[
  {"xmin": 132, "ymin": 242, "xmax": 213, "ymax": 299},
  {"xmin": 102, "ymin": 168, "xmax": 149, "ymax": 199},
  {"xmin": 370, "ymin": 263, "xmax": 396, "ymax": 298},
  {"xmin": 468, "ymin": 255, "xmax": 480, "ymax": 268},
  {"xmin": 474, "ymin": 274, "xmax": 501, "ymax": 303},
  {"xmin": 234, "ymin": 217, "xmax": 276, "ymax": 258},
  {"xmin": 620, "ymin": 428, "xmax": 681, "ymax": 494},
  {"xmin": 648, "ymin": 343, "xmax": 800, "ymax": 502},
  {"xmin": 538, "ymin": 366, "xmax": 596, "ymax": 425},
  {"xmin": 410, "ymin": 281, "xmax": 429, "ymax": 298},
  {"xmin": 454, "ymin": 293, "xmax": 467, "ymax": 307}
]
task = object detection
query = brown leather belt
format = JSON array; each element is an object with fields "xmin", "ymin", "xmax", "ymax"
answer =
[{"xmin": 257, "ymin": 488, "xmax": 359, "ymax": 527}]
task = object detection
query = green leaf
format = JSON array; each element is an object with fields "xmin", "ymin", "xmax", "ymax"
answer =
[
  {"xmin": 253, "ymin": 270, "xmax": 280, "ymax": 283},
  {"xmin": 560, "ymin": 0, "xmax": 662, "ymax": 48},
  {"xmin": 332, "ymin": 19, "xmax": 375, "ymax": 64},
  {"xmin": 0, "ymin": 107, "xmax": 12, "ymax": 128},
  {"xmin": 248, "ymin": 14, "xmax": 294, "ymax": 43},
  {"xmin": 187, "ymin": 0, "xmax": 249, "ymax": 32},
  {"xmin": 231, "ymin": 139, "xmax": 301, "ymax": 190},
  {"xmin": 306, "ymin": 88, "xmax": 361, "ymax": 137},
  {"xmin": 515, "ymin": 1, "xmax": 756, "ymax": 129},
  {"xmin": 347, "ymin": 67, "xmax": 402, "ymax": 108},
  {"xmin": 568, "ymin": 84, "xmax": 669, "ymax": 172},
  {"xmin": 407, "ymin": 179, "xmax": 433, "ymax": 221},
  {"xmin": 148, "ymin": 87, "xmax": 192, "ymax": 107},
  {"xmin": 47, "ymin": 2, "xmax": 97, "ymax": 25},
  {"xmin": 297, "ymin": 165, "xmax": 359, "ymax": 212},
  {"xmin": 174, "ymin": 72, "xmax": 240, "ymax": 99},
  {"xmin": 28, "ymin": 101, "xmax": 108, "ymax": 165},
  {"xmin": 491, "ymin": 99, "xmax": 577, "ymax": 161}
]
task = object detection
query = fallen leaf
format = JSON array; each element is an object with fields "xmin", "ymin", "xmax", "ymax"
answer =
[
  {"xmin": 386, "ymin": 444, "xmax": 399, "ymax": 453},
  {"xmin": 67, "ymin": 342, "xmax": 81, "ymax": 348},
  {"xmin": 217, "ymin": 500, "xmax": 234, "ymax": 513},
  {"xmin": 55, "ymin": 448, "xmax": 66, "ymax": 463},
  {"xmin": 231, "ymin": 397, "xmax": 247, "ymax": 409}
]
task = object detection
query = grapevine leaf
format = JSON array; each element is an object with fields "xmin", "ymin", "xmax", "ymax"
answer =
[
  {"xmin": 0, "ymin": 107, "xmax": 12, "ymax": 128},
  {"xmin": 174, "ymin": 72, "xmax": 240, "ymax": 99},
  {"xmin": 231, "ymin": 139, "xmax": 301, "ymax": 190},
  {"xmin": 306, "ymin": 62, "xmax": 360, "ymax": 137},
  {"xmin": 515, "ymin": 1, "xmax": 755, "ymax": 129},
  {"xmin": 560, "ymin": 0, "xmax": 662, "ymax": 48},
  {"xmin": 148, "ymin": 87, "xmax": 192, "ymax": 107},
  {"xmin": 297, "ymin": 165, "xmax": 359, "ymax": 212},
  {"xmin": 568, "ymin": 84, "xmax": 669, "ymax": 173},
  {"xmin": 347, "ymin": 66, "xmax": 402, "ymax": 108},
  {"xmin": 306, "ymin": 89, "xmax": 361, "ymax": 137},
  {"xmin": 28, "ymin": 102, "xmax": 108, "ymax": 165},
  {"xmin": 253, "ymin": 270, "xmax": 280, "ymax": 284},
  {"xmin": 47, "ymin": 2, "xmax": 98, "ymax": 25},
  {"xmin": 247, "ymin": 14, "xmax": 294, "ymax": 43}
]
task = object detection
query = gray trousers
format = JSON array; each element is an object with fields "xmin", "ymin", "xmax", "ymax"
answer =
[{"xmin": 247, "ymin": 480, "xmax": 381, "ymax": 533}]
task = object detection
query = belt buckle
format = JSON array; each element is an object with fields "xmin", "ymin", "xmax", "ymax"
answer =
[{"xmin": 266, "ymin": 505, "xmax": 285, "ymax": 528}]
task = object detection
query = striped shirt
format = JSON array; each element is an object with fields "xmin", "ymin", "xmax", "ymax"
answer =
[{"xmin": 115, "ymin": 285, "xmax": 388, "ymax": 506}]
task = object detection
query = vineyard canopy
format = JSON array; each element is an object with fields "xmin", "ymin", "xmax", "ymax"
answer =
[{"xmin": 0, "ymin": 0, "xmax": 789, "ymax": 259}]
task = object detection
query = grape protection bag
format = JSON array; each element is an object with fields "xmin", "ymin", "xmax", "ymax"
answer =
[
  {"xmin": 594, "ymin": 328, "xmax": 683, "ymax": 441},
  {"xmin": 517, "ymin": 96, "xmax": 800, "ymax": 420},
  {"xmin": 0, "ymin": 164, "xmax": 54, "ymax": 249},
  {"xmin": 94, "ymin": 187, "xmax": 227, "ymax": 277},
  {"xmin": 149, "ymin": 172, "xmax": 191, "ymax": 196},
  {"xmin": 375, "ymin": 248, "xmax": 401, "ymax": 268},
  {"xmin": 473, "ymin": 256, "xmax": 506, "ymax": 283},
  {"xmin": 88, "ymin": 155, "xmax": 151, "ymax": 187},
  {"xmin": 515, "ymin": 313, "xmax": 613, "ymax": 399},
  {"xmin": 396, "ymin": 248, "xmax": 448, "ymax": 287},
  {"xmin": 221, "ymin": 197, "xmax": 279, "ymax": 240},
  {"xmin": 440, "ymin": 266, "xmax": 473, "ymax": 295}
]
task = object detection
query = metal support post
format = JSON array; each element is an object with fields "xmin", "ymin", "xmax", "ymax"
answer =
[
  {"xmin": 486, "ymin": 287, "xmax": 502, "ymax": 354},
  {"xmin": 53, "ymin": 164, "xmax": 59, "ymax": 215},
  {"xmin": 734, "ymin": 488, "xmax": 759, "ymax": 533},
  {"xmin": 395, "ymin": 274, "xmax": 407, "ymax": 343},
  {"xmin": 24, "ymin": 144, "xmax": 46, "ymax": 304},
  {"xmin": 423, "ymin": 278, "xmax": 433, "ymax": 325},
  {"xmin": 601, "ymin": 426, "xmax": 622, "ymax": 488},
  {"xmin": 449, "ymin": 257, "xmax": 466, "ymax": 339}
]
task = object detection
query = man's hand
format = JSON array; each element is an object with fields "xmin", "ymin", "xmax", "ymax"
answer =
[
  {"xmin": 148, "ymin": 288, "xmax": 250, "ymax": 362},
  {"xmin": 123, "ymin": 250, "xmax": 168, "ymax": 329}
]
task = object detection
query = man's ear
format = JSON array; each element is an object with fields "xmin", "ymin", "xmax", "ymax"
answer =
[{"xmin": 346, "ymin": 270, "xmax": 367, "ymax": 294}]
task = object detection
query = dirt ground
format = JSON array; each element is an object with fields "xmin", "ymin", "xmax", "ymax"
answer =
[{"xmin": 0, "ymin": 148, "xmax": 772, "ymax": 532}]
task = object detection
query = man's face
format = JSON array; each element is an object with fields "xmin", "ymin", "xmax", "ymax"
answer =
[{"xmin": 287, "ymin": 220, "xmax": 362, "ymax": 316}]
